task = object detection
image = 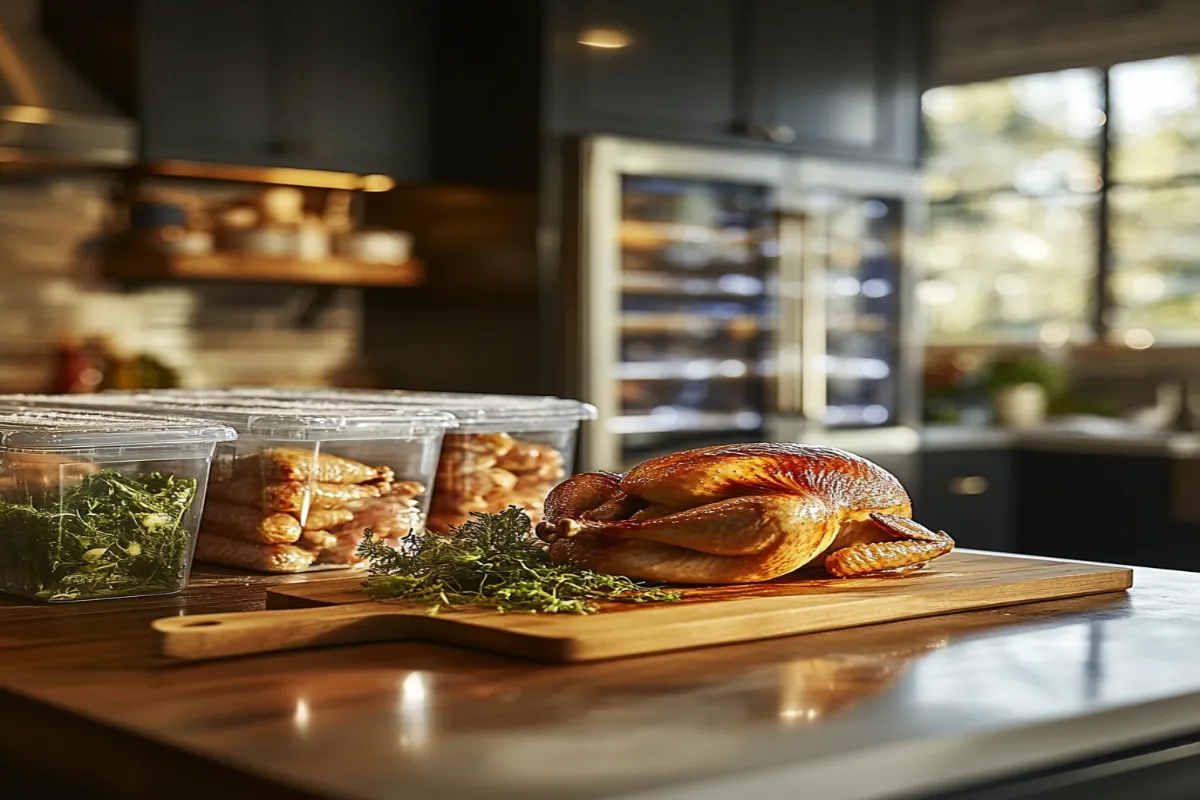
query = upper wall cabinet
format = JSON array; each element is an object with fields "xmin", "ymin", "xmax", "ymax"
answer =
[
  {"xmin": 547, "ymin": 0, "xmax": 924, "ymax": 165},
  {"xmin": 547, "ymin": 0, "xmax": 739, "ymax": 143},
  {"xmin": 274, "ymin": 0, "xmax": 427, "ymax": 177},
  {"xmin": 139, "ymin": 0, "xmax": 274, "ymax": 168},
  {"xmin": 740, "ymin": 0, "xmax": 923, "ymax": 164},
  {"xmin": 139, "ymin": 0, "xmax": 427, "ymax": 179}
]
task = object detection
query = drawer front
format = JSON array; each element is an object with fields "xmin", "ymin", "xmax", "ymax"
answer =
[{"xmin": 915, "ymin": 449, "xmax": 1014, "ymax": 552}]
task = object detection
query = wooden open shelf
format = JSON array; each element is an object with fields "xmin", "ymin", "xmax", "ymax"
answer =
[
  {"xmin": 136, "ymin": 160, "xmax": 395, "ymax": 192},
  {"xmin": 102, "ymin": 251, "xmax": 424, "ymax": 288}
]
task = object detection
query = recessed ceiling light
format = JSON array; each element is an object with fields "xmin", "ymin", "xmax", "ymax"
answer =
[{"xmin": 577, "ymin": 28, "xmax": 630, "ymax": 49}]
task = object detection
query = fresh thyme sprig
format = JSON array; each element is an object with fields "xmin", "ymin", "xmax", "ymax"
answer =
[{"xmin": 355, "ymin": 506, "xmax": 681, "ymax": 614}]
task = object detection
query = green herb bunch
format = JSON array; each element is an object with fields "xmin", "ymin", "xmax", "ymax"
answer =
[
  {"xmin": 0, "ymin": 469, "xmax": 198, "ymax": 601},
  {"xmin": 355, "ymin": 506, "xmax": 681, "ymax": 614}
]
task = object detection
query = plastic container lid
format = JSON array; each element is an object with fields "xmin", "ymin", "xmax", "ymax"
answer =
[
  {"xmin": 396, "ymin": 393, "xmax": 597, "ymax": 433},
  {"xmin": 0, "ymin": 406, "xmax": 238, "ymax": 453},
  {"xmin": 166, "ymin": 388, "xmax": 598, "ymax": 433},
  {"xmin": 0, "ymin": 395, "xmax": 457, "ymax": 441}
]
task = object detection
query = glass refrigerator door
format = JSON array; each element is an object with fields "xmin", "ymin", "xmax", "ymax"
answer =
[
  {"xmin": 615, "ymin": 175, "xmax": 777, "ymax": 467},
  {"xmin": 802, "ymin": 191, "xmax": 905, "ymax": 428}
]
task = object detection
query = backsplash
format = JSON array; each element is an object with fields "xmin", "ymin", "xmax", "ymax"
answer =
[
  {"xmin": 0, "ymin": 175, "xmax": 363, "ymax": 393},
  {"xmin": 1069, "ymin": 345, "xmax": 1200, "ymax": 412},
  {"xmin": 926, "ymin": 342, "xmax": 1200, "ymax": 423}
]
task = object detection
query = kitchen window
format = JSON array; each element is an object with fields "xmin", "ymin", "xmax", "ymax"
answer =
[{"xmin": 921, "ymin": 56, "xmax": 1200, "ymax": 348}]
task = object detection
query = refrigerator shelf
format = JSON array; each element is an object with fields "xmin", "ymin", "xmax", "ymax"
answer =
[
  {"xmin": 615, "ymin": 359, "xmax": 760, "ymax": 381},
  {"xmin": 809, "ymin": 354, "xmax": 893, "ymax": 380},
  {"xmin": 620, "ymin": 271, "xmax": 765, "ymax": 298},
  {"xmin": 824, "ymin": 314, "xmax": 891, "ymax": 334},
  {"xmin": 621, "ymin": 255, "xmax": 760, "ymax": 274},
  {"xmin": 619, "ymin": 219, "xmax": 754, "ymax": 246},
  {"xmin": 620, "ymin": 313, "xmax": 764, "ymax": 335},
  {"xmin": 608, "ymin": 409, "xmax": 764, "ymax": 435}
]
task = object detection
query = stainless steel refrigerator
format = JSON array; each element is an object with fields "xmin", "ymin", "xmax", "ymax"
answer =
[{"xmin": 567, "ymin": 136, "xmax": 924, "ymax": 481}]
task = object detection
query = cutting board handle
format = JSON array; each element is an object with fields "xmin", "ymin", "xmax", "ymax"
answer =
[{"xmin": 153, "ymin": 604, "xmax": 402, "ymax": 660}]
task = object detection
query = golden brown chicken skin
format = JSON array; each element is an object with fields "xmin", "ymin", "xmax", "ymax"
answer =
[{"xmin": 535, "ymin": 443, "xmax": 954, "ymax": 584}]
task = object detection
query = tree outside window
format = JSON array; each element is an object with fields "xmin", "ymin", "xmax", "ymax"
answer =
[{"xmin": 922, "ymin": 56, "xmax": 1200, "ymax": 349}]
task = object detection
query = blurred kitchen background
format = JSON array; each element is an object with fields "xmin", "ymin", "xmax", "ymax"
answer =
[{"xmin": 5, "ymin": 0, "xmax": 1200, "ymax": 568}]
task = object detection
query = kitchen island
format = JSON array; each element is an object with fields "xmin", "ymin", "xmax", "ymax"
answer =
[{"xmin": 2, "ymin": 555, "xmax": 1200, "ymax": 800}]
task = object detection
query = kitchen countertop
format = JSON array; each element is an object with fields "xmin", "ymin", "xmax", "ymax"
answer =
[
  {"xmin": 921, "ymin": 423, "xmax": 1200, "ymax": 457},
  {"xmin": 3, "ymin": 558, "xmax": 1200, "ymax": 799}
]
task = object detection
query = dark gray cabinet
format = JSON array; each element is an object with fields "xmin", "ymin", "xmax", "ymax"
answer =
[
  {"xmin": 915, "ymin": 449, "xmax": 1015, "ymax": 553},
  {"xmin": 139, "ymin": 0, "xmax": 427, "ymax": 178},
  {"xmin": 548, "ymin": 0, "xmax": 739, "ymax": 142},
  {"xmin": 917, "ymin": 446, "xmax": 1200, "ymax": 571},
  {"xmin": 274, "ymin": 0, "xmax": 427, "ymax": 176},
  {"xmin": 740, "ymin": 0, "xmax": 922, "ymax": 163},
  {"xmin": 1015, "ymin": 451, "xmax": 1200, "ymax": 570},
  {"xmin": 140, "ymin": 0, "xmax": 274, "ymax": 167},
  {"xmin": 58, "ymin": 0, "xmax": 924, "ymax": 176},
  {"xmin": 547, "ymin": 0, "xmax": 924, "ymax": 165}
]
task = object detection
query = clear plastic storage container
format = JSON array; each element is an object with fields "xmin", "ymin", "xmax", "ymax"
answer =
[
  {"xmin": 167, "ymin": 388, "xmax": 597, "ymax": 532},
  {"xmin": 0, "ymin": 395, "xmax": 457, "ymax": 573},
  {"xmin": 0, "ymin": 406, "xmax": 236, "ymax": 602},
  {"xmin": 423, "ymin": 396, "xmax": 595, "ymax": 531}
]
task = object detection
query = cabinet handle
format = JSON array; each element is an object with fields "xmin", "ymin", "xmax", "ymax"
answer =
[
  {"xmin": 267, "ymin": 139, "xmax": 316, "ymax": 157},
  {"xmin": 744, "ymin": 123, "xmax": 797, "ymax": 144},
  {"xmin": 949, "ymin": 476, "xmax": 989, "ymax": 496}
]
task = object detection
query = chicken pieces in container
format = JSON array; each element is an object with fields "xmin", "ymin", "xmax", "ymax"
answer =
[
  {"xmin": 158, "ymin": 388, "xmax": 598, "ymax": 533},
  {"xmin": 0, "ymin": 394, "xmax": 457, "ymax": 573}
]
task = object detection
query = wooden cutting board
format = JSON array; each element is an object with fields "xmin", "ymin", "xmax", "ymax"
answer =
[{"xmin": 152, "ymin": 550, "xmax": 1132, "ymax": 663}]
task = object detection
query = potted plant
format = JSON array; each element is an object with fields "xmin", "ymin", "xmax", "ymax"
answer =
[{"xmin": 985, "ymin": 356, "xmax": 1067, "ymax": 428}]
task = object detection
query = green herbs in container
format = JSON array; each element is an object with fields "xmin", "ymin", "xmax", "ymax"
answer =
[
  {"xmin": 0, "ymin": 470, "xmax": 199, "ymax": 601},
  {"xmin": 0, "ymin": 405, "xmax": 237, "ymax": 603}
]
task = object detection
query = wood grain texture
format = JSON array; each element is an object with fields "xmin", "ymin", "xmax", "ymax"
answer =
[
  {"xmin": 103, "ymin": 252, "xmax": 424, "ymax": 288},
  {"xmin": 153, "ymin": 551, "xmax": 1133, "ymax": 663}
]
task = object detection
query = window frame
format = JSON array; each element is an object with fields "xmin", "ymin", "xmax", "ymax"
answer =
[{"xmin": 925, "ymin": 57, "xmax": 1200, "ymax": 348}]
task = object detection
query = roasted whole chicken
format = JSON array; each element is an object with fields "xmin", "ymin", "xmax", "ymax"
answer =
[{"xmin": 535, "ymin": 443, "xmax": 954, "ymax": 584}]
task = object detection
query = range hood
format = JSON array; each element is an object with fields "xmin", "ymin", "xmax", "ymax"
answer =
[{"xmin": 0, "ymin": 0, "xmax": 135, "ymax": 167}]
